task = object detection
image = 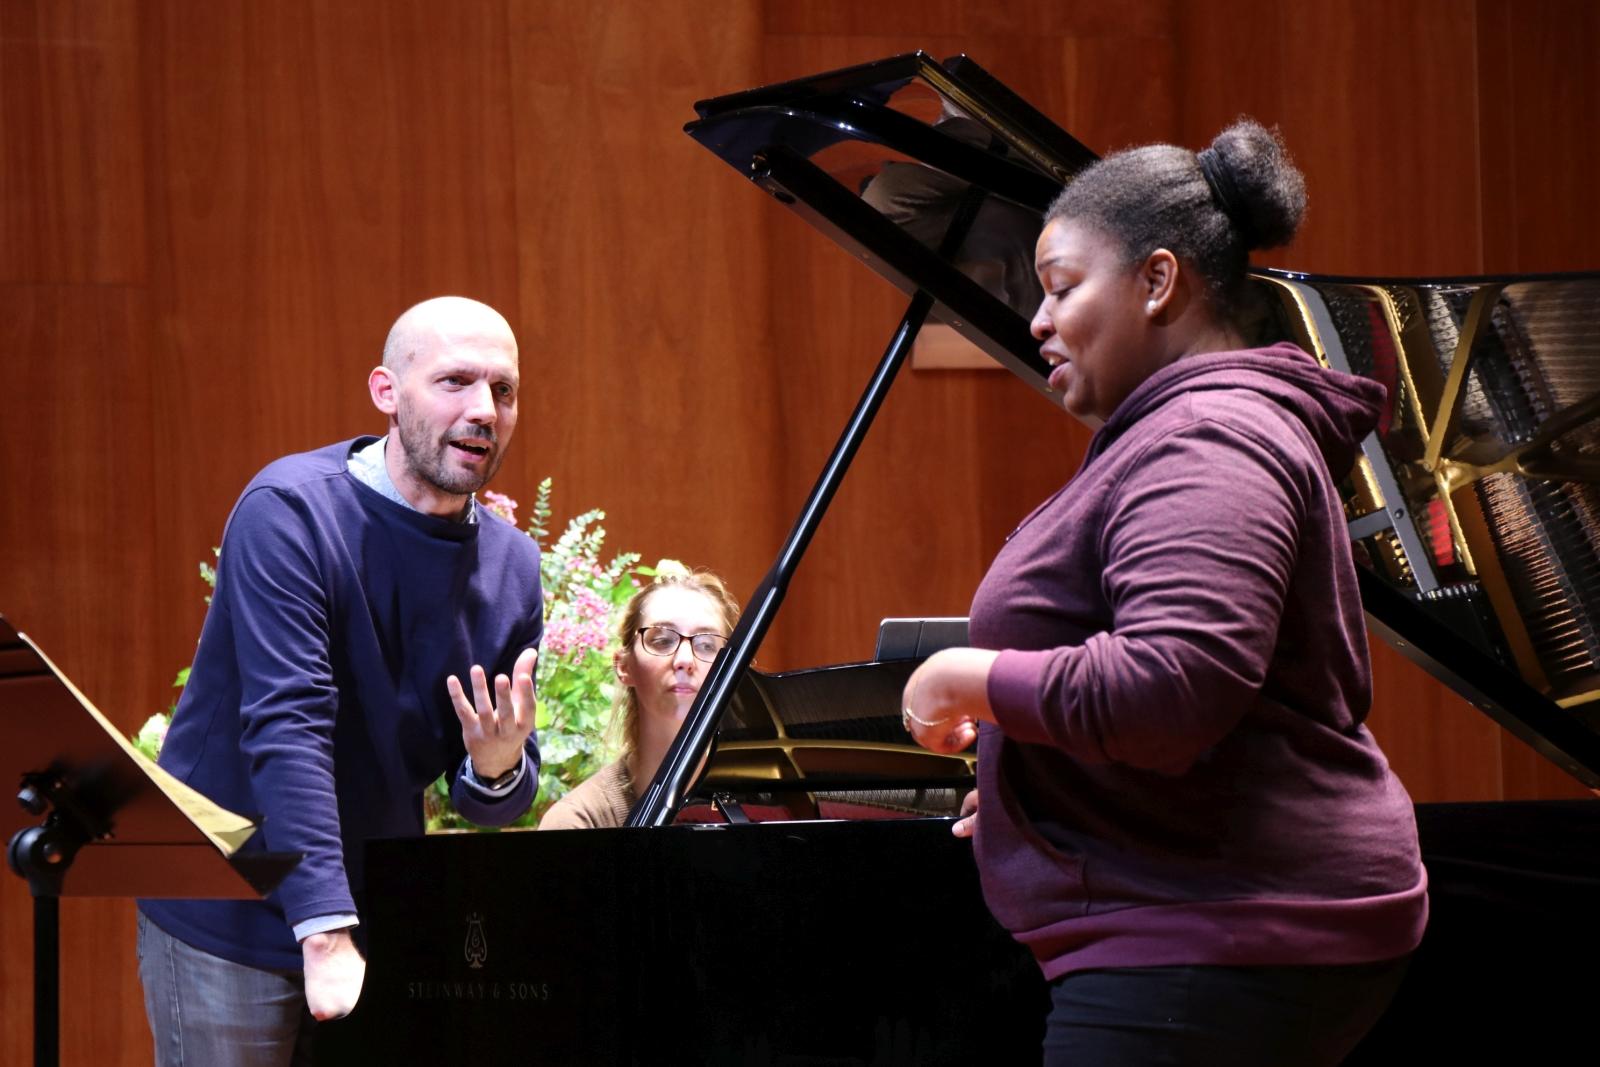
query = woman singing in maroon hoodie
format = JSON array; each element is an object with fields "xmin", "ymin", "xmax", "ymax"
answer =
[{"xmin": 901, "ymin": 121, "xmax": 1426, "ymax": 1066}]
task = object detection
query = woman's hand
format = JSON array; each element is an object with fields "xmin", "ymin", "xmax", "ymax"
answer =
[
  {"xmin": 952, "ymin": 788, "xmax": 979, "ymax": 839},
  {"xmin": 900, "ymin": 647, "xmax": 999, "ymax": 754}
]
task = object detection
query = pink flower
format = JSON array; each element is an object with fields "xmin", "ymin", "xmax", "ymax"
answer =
[
  {"xmin": 481, "ymin": 491, "xmax": 519, "ymax": 525},
  {"xmin": 543, "ymin": 618, "xmax": 576, "ymax": 658},
  {"xmin": 572, "ymin": 587, "xmax": 609, "ymax": 624}
]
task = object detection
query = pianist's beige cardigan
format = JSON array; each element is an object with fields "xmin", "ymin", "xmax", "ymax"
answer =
[{"xmin": 537, "ymin": 759, "xmax": 634, "ymax": 830}]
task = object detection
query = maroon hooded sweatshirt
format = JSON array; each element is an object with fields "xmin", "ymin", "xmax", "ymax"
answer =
[{"xmin": 971, "ymin": 342, "xmax": 1427, "ymax": 981}]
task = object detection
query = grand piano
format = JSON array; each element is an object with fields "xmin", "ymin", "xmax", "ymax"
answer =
[{"xmin": 319, "ymin": 53, "xmax": 1600, "ymax": 1064}]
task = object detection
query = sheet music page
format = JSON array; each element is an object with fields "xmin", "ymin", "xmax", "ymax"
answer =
[{"xmin": 21, "ymin": 631, "xmax": 259, "ymax": 855}]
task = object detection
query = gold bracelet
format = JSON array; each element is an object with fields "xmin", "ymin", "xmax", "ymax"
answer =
[
  {"xmin": 903, "ymin": 706, "xmax": 953, "ymax": 729},
  {"xmin": 901, "ymin": 678, "xmax": 952, "ymax": 730}
]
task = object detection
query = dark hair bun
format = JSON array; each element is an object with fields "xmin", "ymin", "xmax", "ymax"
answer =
[{"xmin": 1205, "ymin": 120, "xmax": 1307, "ymax": 251}]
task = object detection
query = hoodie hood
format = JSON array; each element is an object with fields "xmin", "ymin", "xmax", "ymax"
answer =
[{"xmin": 1088, "ymin": 342, "xmax": 1386, "ymax": 479}]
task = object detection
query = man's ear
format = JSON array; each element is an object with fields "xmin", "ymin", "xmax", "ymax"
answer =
[
  {"xmin": 369, "ymin": 365, "xmax": 399, "ymax": 417},
  {"xmin": 1141, "ymin": 248, "xmax": 1180, "ymax": 317}
]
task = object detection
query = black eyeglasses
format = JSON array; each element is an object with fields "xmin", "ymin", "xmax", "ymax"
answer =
[{"xmin": 636, "ymin": 625, "xmax": 728, "ymax": 663}]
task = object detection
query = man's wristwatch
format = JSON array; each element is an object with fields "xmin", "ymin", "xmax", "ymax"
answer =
[{"xmin": 473, "ymin": 760, "xmax": 521, "ymax": 790}]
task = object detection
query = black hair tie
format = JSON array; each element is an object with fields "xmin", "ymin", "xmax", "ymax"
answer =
[{"xmin": 1196, "ymin": 147, "xmax": 1254, "ymax": 248}]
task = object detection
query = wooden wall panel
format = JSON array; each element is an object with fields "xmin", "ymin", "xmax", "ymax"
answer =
[
  {"xmin": 502, "ymin": 0, "xmax": 780, "ymax": 607},
  {"xmin": 0, "ymin": 0, "xmax": 145, "ymax": 285},
  {"xmin": 1175, "ymin": 0, "xmax": 1484, "ymax": 276},
  {"xmin": 0, "ymin": 283, "xmax": 166, "ymax": 1067},
  {"xmin": 1477, "ymin": 0, "xmax": 1600, "ymax": 272},
  {"xmin": 2, "ymin": 2, "xmax": 1596, "ymax": 1062},
  {"xmin": 0, "ymin": 869, "xmax": 25, "ymax": 1067},
  {"xmin": 0, "ymin": 10, "xmax": 160, "ymax": 1065},
  {"xmin": 1364, "ymin": 640, "xmax": 1506, "ymax": 801}
]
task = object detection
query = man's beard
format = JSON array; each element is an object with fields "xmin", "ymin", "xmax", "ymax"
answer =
[{"xmin": 395, "ymin": 399, "xmax": 503, "ymax": 496}]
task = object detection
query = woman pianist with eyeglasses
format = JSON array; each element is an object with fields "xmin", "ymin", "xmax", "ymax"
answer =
[{"xmin": 538, "ymin": 568, "xmax": 741, "ymax": 829}]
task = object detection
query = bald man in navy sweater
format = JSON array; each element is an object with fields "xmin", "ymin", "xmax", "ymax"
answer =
[{"xmin": 138, "ymin": 297, "xmax": 544, "ymax": 1067}]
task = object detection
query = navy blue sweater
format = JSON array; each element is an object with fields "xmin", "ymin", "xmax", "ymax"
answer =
[{"xmin": 140, "ymin": 439, "xmax": 543, "ymax": 970}]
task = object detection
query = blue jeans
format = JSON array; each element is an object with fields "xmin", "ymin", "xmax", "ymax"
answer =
[
  {"xmin": 1044, "ymin": 957, "xmax": 1410, "ymax": 1066},
  {"xmin": 136, "ymin": 911, "xmax": 316, "ymax": 1067}
]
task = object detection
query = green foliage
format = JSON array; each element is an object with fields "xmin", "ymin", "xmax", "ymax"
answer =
[
  {"xmin": 131, "ymin": 713, "xmax": 169, "ymax": 762},
  {"xmin": 527, "ymin": 477, "xmax": 553, "ymax": 544},
  {"xmin": 199, "ymin": 548, "xmax": 218, "ymax": 603}
]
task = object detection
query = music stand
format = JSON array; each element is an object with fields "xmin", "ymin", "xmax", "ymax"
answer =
[{"xmin": 1, "ymin": 615, "xmax": 298, "ymax": 1067}]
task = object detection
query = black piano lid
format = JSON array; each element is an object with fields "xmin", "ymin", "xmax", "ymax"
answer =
[
  {"xmin": 679, "ymin": 51, "xmax": 1600, "ymax": 791},
  {"xmin": 686, "ymin": 51, "xmax": 1095, "ymax": 407},
  {"xmin": 689, "ymin": 51, "xmax": 1096, "ymax": 186}
]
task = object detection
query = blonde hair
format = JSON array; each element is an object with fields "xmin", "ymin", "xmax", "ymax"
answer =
[{"xmin": 611, "ymin": 569, "xmax": 742, "ymax": 769}]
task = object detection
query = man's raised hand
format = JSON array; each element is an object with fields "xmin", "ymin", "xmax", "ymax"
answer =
[{"xmin": 448, "ymin": 646, "xmax": 538, "ymax": 780}]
